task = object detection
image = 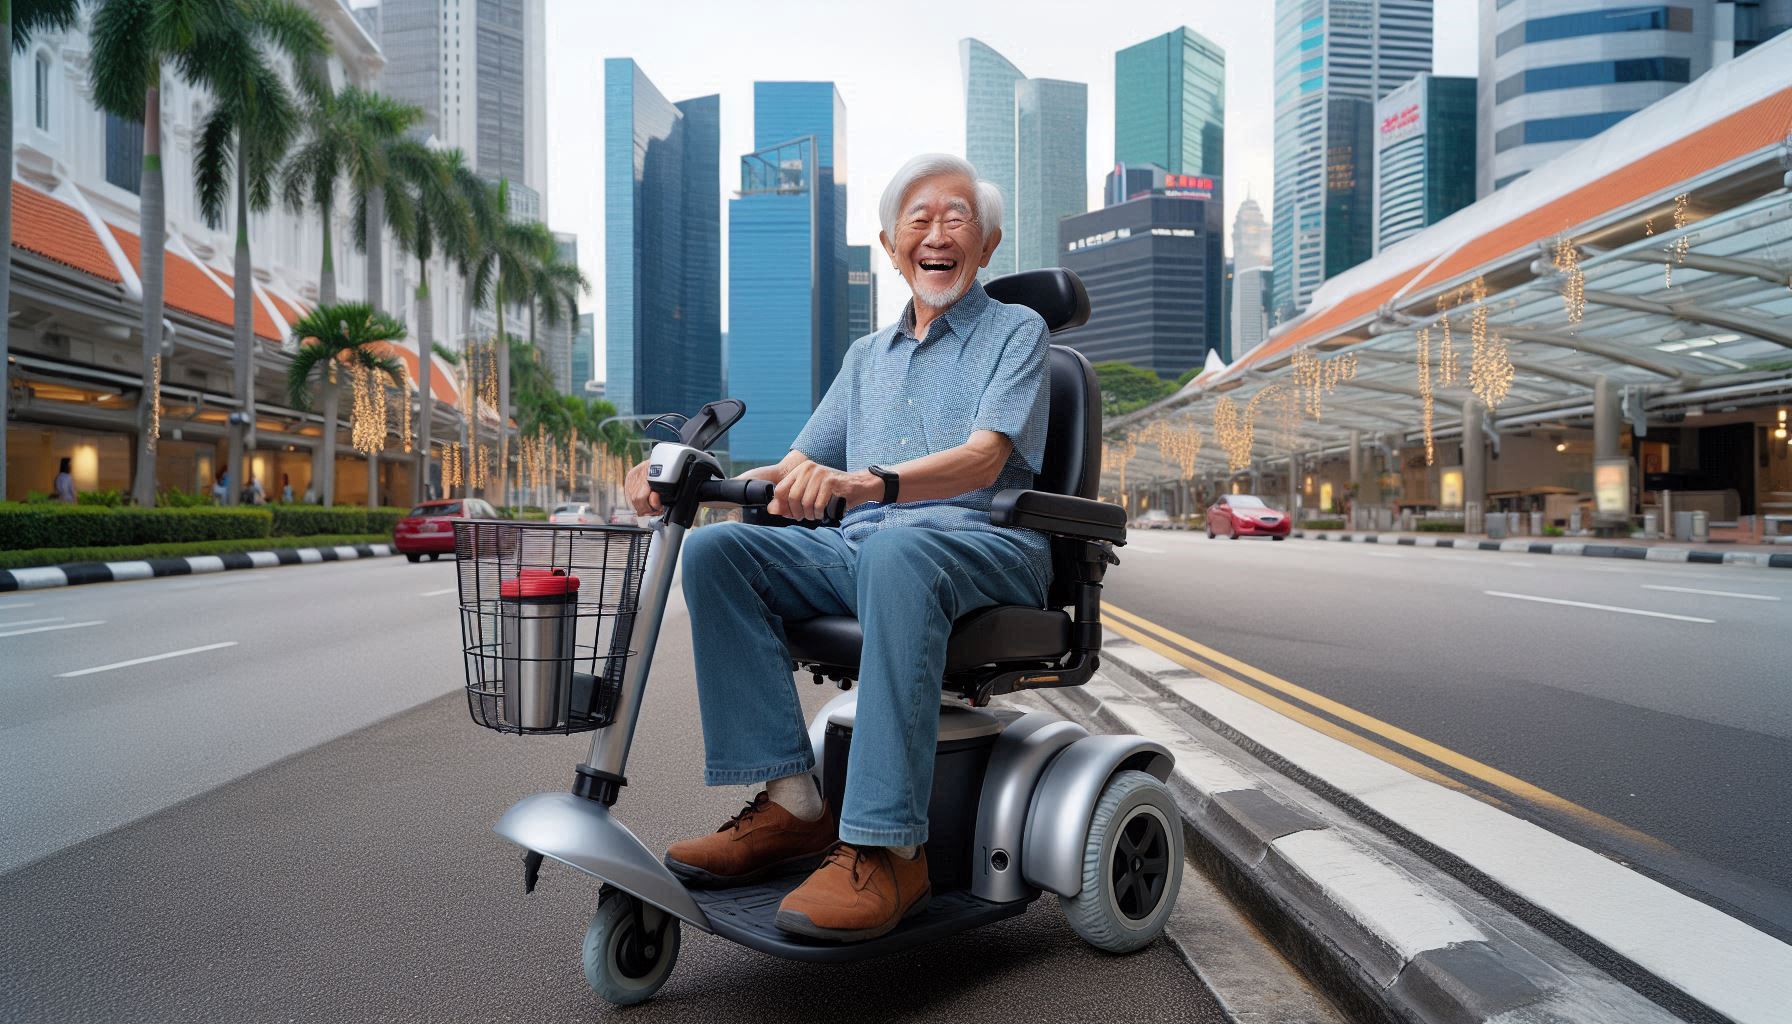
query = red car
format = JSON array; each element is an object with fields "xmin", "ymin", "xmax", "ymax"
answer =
[
  {"xmin": 393, "ymin": 498, "xmax": 498, "ymax": 561},
  {"xmin": 1205, "ymin": 494, "xmax": 1291, "ymax": 540}
]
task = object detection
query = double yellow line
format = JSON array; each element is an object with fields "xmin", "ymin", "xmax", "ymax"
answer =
[{"xmin": 1101, "ymin": 601, "xmax": 1671, "ymax": 853}]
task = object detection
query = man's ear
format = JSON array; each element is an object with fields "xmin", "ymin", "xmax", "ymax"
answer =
[
  {"xmin": 878, "ymin": 230, "xmax": 897, "ymax": 267},
  {"xmin": 978, "ymin": 228, "xmax": 1002, "ymax": 269}
]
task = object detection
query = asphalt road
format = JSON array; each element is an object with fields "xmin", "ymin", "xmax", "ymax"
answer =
[
  {"xmin": 0, "ymin": 557, "xmax": 1227, "ymax": 1023},
  {"xmin": 1102, "ymin": 529, "xmax": 1792, "ymax": 940}
]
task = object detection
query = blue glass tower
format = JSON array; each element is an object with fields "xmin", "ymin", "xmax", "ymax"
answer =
[
  {"xmin": 726, "ymin": 83, "xmax": 848, "ymax": 467},
  {"xmin": 603, "ymin": 59, "xmax": 721, "ymax": 419}
]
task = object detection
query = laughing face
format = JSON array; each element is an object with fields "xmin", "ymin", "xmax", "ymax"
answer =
[{"xmin": 880, "ymin": 173, "xmax": 1001, "ymax": 312}]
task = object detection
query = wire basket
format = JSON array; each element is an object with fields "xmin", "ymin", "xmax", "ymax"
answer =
[{"xmin": 454, "ymin": 520, "xmax": 652, "ymax": 735}]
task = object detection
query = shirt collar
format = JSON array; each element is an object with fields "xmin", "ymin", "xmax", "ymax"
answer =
[{"xmin": 896, "ymin": 280, "xmax": 990, "ymax": 343}]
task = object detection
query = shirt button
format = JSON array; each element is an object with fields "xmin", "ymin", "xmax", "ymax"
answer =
[
  {"xmin": 906, "ymin": 399, "xmax": 912, "ymax": 405},
  {"xmin": 900, "ymin": 438, "xmax": 908, "ymax": 445}
]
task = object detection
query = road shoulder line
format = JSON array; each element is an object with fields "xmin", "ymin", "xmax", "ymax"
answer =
[
  {"xmin": 0, "ymin": 543, "xmax": 394, "ymax": 593},
  {"xmin": 1290, "ymin": 530, "xmax": 1791, "ymax": 569}
]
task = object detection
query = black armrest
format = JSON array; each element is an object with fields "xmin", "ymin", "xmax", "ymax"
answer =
[{"xmin": 991, "ymin": 489, "xmax": 1126, "ymax": 544}]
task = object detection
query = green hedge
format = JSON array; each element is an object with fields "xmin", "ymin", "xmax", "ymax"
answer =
[
  {"xmin": 1415, "ymin": 520, "xmax": 1466, "ymax": 533},
  {"xmin": 0, "ymin": 533, "xmax": 388, "ymax": 571},
  {"xmin": 269, "ymin": 505, "xmax": 408, "ymax": 536},
  {"xmin": 0, "ymin": 503, "xmax": 411, "ymax": 551},
  {"xmin": 0, "ymin": 504, "xmax": 272, "ymax": 550}
]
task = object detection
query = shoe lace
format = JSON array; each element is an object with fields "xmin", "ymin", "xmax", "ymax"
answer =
[
  {"xmin": 821, "ymin": 841, "xmax": 867, "ymax": 885},
  {"xmin": 719, "ymin": 792, "xmax": 773, "ymax": 833}
]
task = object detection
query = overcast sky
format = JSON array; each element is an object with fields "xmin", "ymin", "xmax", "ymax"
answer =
[{"xmin": 537, "ymin": 0, "xmax": 1479, "ymax": 381}]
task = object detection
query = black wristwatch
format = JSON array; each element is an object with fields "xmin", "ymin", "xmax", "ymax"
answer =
[{"xmin": 867, "ymin": 464, "xmax": 900, "ymax": 505}]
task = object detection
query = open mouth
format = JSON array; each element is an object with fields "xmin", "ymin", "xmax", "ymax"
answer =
[{"xmin": 918, "ymin": 258, "xmax": 957, "ymax": 274}]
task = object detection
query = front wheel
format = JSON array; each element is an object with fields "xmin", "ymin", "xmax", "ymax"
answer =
[
  {"xmin": 1062, "ymin": 770, "xmax": 1182, "ymax": 953},
  {"xmin": 1205, "ymin": 525, "xmax": 1214, "ymax": 539},
  {"xmin": 583, "ymin": 887, "xmax": 680, "ymax": 1005},
  {"xmin": 1272, "ymin": 535, "xmax": 1286, "ymax": 542},
  {"xmin": 405, "ymin": 553, "xmax": 421, "ymax": 563}
]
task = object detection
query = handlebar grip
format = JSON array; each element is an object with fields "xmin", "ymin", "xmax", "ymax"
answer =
[
  {"xmin": 824, "ymin": 495, "xmax": 847, "ymax": 522},
  {"xmin": 698, "ymin": 478, "xmax": 775, "ymax": 506}
]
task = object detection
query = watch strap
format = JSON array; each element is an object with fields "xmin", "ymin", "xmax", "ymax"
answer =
[{"xmin": 868, "ymin": 464, "xmax": 900, "ymax": 505}]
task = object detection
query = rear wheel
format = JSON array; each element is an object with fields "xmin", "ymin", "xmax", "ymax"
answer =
[
  {"xmin": 429, "ymin": 552, "xmax": 441, "ymax": 561},
  {"xmin": 405, "ymin": 553, "xmax": 421, "ymax": 563},
  {"xmin": 1063, "ymin": 770, "xmax": 1181, "ymax": 953},
  {"xmin": 583, "ymin": 887, "xmax": 680, "ymax": 1006},
  {"xmin": 1205, "ymin": 524, "xmax": 1214, "ymax": 539},
  {"xmin": 1272, "ymin": 535, "xmax": 1285, "ymax": 541}
]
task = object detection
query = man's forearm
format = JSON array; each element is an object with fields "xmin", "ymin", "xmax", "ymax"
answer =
[{"xmin": 847, "ymin": 430, "xmax": 1011, "ymax": 505}]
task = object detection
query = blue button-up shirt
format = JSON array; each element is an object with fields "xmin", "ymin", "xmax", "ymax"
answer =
[{"xmin": 790, "ymin": 281, "xmax": 1054, "ymax": 592}]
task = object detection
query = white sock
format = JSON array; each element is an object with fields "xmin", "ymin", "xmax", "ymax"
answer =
[
  {"xmin": 889, "ymin": 844, "xmax": 919, "ymax": 860},
  {"xmin": 766, "ymin": 774, "xmax": 825, "ymax": 822}
]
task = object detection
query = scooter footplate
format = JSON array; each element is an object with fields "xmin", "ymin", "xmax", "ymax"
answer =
[{"xmin": 688, "ymin": 876, "xmax": 1034, "ymax": 963}]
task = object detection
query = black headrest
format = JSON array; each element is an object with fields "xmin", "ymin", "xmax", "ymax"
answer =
[{"xmin": 984, "ymin": 269, "xmax": 1091, "ymax": 335}]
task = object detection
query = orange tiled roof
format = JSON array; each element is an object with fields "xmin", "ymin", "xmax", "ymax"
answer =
[
  {"xmin": 268, "ymin": 292, "xmax": 307, "ymax": 329},
  {"xmin": 106, "ymin": 224, "xmax": 282, "ymax": 343},
  {"xmin": 1233, "ymin": 85, "xmax": 1792, "ymax": 377},
  {"xmin": 212, "ymin": 270, "xmax": 283, "ymax": 343},
  {"xmin": 10, "ymin": 181, "xmax": 121, "ymax": 283},
  {"xmin": 366, "ymin": 340, "xmax": 460, "ymax": 405}
]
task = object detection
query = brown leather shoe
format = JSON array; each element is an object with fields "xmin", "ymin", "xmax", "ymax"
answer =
[
  {"xmin": 775, "ymin": 843, "xmax": 931, "ymax": 942},
  {"xmin": 663, "ymin": 792, "xmax": 835, "ymax": 887}
]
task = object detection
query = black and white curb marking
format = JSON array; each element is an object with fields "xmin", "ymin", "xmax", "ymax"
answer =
[
  {"xmin": 0, "ymin": 543, "xmax": 395, "ymax": 593},
  {"xmin": 1292, "ymin": 530, "xmax": 1792, "ymax": 569},
  {"xmin": 1047, "ymin": 638, "xmax": 1792, "ymax": 1024}
]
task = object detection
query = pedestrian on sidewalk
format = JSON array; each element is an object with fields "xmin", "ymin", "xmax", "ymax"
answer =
[
  {"xmin": 281, "ymin": 474, "xmax": 294, "ymax": 504},
  {"xmin": 53, "ymin": 458, "xmax": 77, "ymax": 503}
]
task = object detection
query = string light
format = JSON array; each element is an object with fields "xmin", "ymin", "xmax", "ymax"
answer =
[
  {"xmin": 1104, "ymin": 433, "xmax": 1139, "ymax": 505},
  {"xmin": 1470, "ymin": 330, "xmax": 1515, "ymax": 409},
  {"xmin": 1436, "ymin": 296, "xmax": 1459, "ymax": 387},
  {"xmin": 147, "ymin": 355, "xmax": 161, "ymax": 453},
  {"xmin": 1553, "ymin": 236, "xmax": 1584, "ymax": 326},
  {"xmin": 1416, "ymin": 323, "xmax": 1435, "ymax": 466},
  {"xmin": 1138, "ymin": 420, "xmax": 1203, "ymax": 480},
  {"xmin": 1666, "ymin": 192, "xmax": 1691, "ymax": 287},
  {"xmin": 1291, "ymin": 349, "xmax": 1357, "ymax": 420},
  {"xmin": 398, "ymin": 367, "xmax": 412, "ymax": 454}
]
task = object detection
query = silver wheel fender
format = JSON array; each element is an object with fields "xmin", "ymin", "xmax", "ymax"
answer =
[
  {"xmin": 1020, "ymin": 735, "xmax": 1173, "ymax": 898},
  {"xmin": 495, "ymin": 792, "xmax": 710, "ymax": 930}
]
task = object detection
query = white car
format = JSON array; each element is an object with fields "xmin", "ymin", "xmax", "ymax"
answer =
[{"xmin": 549, "ymin": 502, "xmax": 604, "ymax": 526}]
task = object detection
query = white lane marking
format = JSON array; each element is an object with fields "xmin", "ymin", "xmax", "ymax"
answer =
[
  {"xmin": 0, "ymin": 617, "xmax": 65, "ymax": 629},
  {"xmin": 1484, "ymin": 590, "xmax": 1714, "ymax": 623},
  {"xmin": 1642, "ymin": 584, "xmax": 1781, "ymax": 602},
  {"xmin": 56, "ymin": 641, "xmax": 238, "ymax": 678},
  {"xmin": 0, "ymin": 619, "xmax": 105, "ymax": 638},
  {"xmin": 0, "ymin": 601, "xmax": 37, "ymax": 610},
  {"xmin": 1362, "ymin": 551, "xmax": 1403, "ymax": 559},
  {"xmin": 419, "ymin": 587, "xmax": 456, "ymax": 597},
  {"xmin": 1507, "ymin": 560, "xmax": 1537, "ymax": 567}
]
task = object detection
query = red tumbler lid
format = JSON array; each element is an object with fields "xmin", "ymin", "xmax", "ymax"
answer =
[{"xmin": 500, "ymin": 570, "xmax": 581, "ymax": 598}]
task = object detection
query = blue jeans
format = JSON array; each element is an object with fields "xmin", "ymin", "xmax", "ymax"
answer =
[{"xmin": 680, "ymin": 521, "xmax": 1046, "ymax": 846}]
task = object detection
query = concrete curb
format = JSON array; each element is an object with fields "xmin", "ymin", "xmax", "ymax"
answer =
[
  {"xmin": 1291, "ymin": 530, "xmax": 1792, "ymax": 569},
  {"xmin": 0, "ymin": 543, "xmax": 395, "ymax": 593}
]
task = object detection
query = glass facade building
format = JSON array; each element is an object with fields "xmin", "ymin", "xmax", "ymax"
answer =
[
  {"xmin": 1114, "ymin": 27, "xmax": 1226, "ymax": 178},
  {"xmin": 1058, "ymin": 179, "xmax": 1224, "ymax": 377},
  {"xmin": 960, "ymin": 39, "xmax": 1026, "ymax": 279},
  {"xmin": 1015, "ymin": 79, "xmax": 1088, "ymax": 272},
  {"xmin": 848, "ymin": 244, "xmax": 879, "ymax": 341},
  {"xmin": 603, "ymin": 59, "xmax": 720, "ymax": 420},
  {"xmin": 1272, "ymin": 0, "xmax": 1433, "ymax": 318},
  {"xmin": 1373, "ymin": 74, "xmax": 1476, "ymax": 252},
  {"xmin": 572, "ymin": 313, "xmax": 594, "ymax": 395},
  {"xmin": 727, "ymin": 83, "xmax": 849, "ymax": 467}
]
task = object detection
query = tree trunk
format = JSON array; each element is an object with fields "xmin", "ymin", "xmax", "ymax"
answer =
[
  {"xmin": 227, "ymin": 142, "xmax": 255, "ymax": 507},
  {"xmin": 460, "ymin": 285, "xmax": 474, "ymax": 498},
  {"xmin": 496, "ymin": 296, "xmax": 510, "ymax": 509},
  {"xmin": 0, "ymin": 0, "xmax": 13, "ymax": 501},
  {"xmin": 131, "ymin": 79, "xmax": 166, "ymax": 507},
  {"xmin": 366, "ymin": 447, "xmax": 378, "ymax": 508},
  {"xmin": 364, "ymin": 184, "xmax": 383, "ymax": 309},
  {"xmin": 415, "ymin": 259, "xmax": 434, "ymax": 503},
  {"xmin": 320, "ymin": 370, "xmax": 339, "ymax": 504}
]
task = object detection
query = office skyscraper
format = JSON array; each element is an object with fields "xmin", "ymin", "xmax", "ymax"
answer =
[
  {"xmin": 727, "ymin": 83, "xmax": 849, "ymax": 466},
  {"xmin": 1271, "ymin": 0, "xmax": 1432, "ymax": 318},
  {"xmin": 1476, "ymin": 1, "xmax": 1788, "ymax": 195},
  {"xmin": 961, "ymin": 39, "xmax": 1088, "ymax": 276},
  {"xmin": 1060, "ymin": 167, "xmax": 1223, "ymax": 376},
  {"xmin": 603, "ymin": 60, "xmax": 720, "ymax": 419},
  {"xmin": 1232, "ymin": 265, "xmax": 1273, "ymax": 359},
  {"xmin": 544, "ymin": 231, "xmax": 578, "ymax": 394},
  {"xmin": 1374, "ymin": 74, "xmax": 1476, "ymax": 251},
  {"xmin": 1115, "ymin": 27, "xmax": 1226, "ymax": 178},
  {"xmin": 848, "ymin": 245, "xmax": 879, "ymax": 340},
  {"xmin": 1015, "ymin": 78, "xmax": 1088, "ymax": 271},
  {"xmin": 1232, "ymin": 194, "xmax": 1270, "ymax": 269},
  {"xmin": 572, "ymin": 313, "xmax": 594, "ymax": 395}
]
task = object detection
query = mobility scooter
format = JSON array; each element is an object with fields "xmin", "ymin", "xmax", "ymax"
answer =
[{"xmin": 452, "ymin": 269, "xmax": 1183, "ymax": 1005}]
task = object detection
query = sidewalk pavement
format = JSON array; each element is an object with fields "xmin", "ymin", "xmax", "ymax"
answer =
[
  {"xmin": 0, "ymin": 542, "xmax": 396, "ymax": 593},
  {"xmin": 1290, "ymin": 529, "xmax": 1792, "ymax": 569},
  {"xmin": 1024, "ymin": 632, "xmax": 1792, "ymax": 1024}
]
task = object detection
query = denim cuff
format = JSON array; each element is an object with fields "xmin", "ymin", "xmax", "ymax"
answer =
[
  {"xmin": 837, "ymin": 819, "xmax": 930, "ymax": 847},
  {"xmin": 702, "ymin": 754, "xmax": 816, "ymax": 788}
]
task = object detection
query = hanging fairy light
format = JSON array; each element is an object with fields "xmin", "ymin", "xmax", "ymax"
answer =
[
  {"xmin": 147, "ymin": 355, "xmax": 162, "ymax": 453},
  {"xmin": 1435, "ymin": 296, "xmax": 1460, "ymax": 387},
  {"xmin": 1214, "ymin": 397, "xmax": 1250, "ymax": 472},
  {"xmin": 372, "ymin": 365, "xmax": 388, "ymax": 451},
  {"xmin": 1104, "ymin": 433, "xmax": 1139, "ymax": 505},
  {"xmin": 349, "ymin": 363, "xmax": 378, "ymax": 454},
  {"xmin": 1470, "ymin": 329, "xmax": 1516, "ymax": 409},
  {"xmin": 398, "ymin": 367, "xmax": 412, "ymax": 454},
  {"xmin": 1553, "ymin": 237, "xmax": 1585, "ymax": 326},
  {"xmin": 1291, "ymin": 349, "xmax": 1358, "ymax": 420},
  {"xmin": 1666, "ymin": 192, "xmax": 1691, "ymax": 287},
  {"xmin": 1416, "ymin": 322, "xmax": 1436, "ymax": 466}
]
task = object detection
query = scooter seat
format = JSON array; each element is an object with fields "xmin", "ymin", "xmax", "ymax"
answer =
[{"xmin": 784, "ymin": 606, "xmax": 1072, "ymax": 675}]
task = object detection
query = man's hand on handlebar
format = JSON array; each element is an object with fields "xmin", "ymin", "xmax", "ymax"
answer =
[
  {"xmin": 624, "ymin": 460, "xmax": 661, "ymax": 516},
  {"xmin": 771, "ymin": 460, "xmax": 875, "ymax": 521}
]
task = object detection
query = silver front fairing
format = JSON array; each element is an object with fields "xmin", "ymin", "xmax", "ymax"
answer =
[{"xmin": 495, "ymin": 791, "xmax": 711, "ymax": 930}]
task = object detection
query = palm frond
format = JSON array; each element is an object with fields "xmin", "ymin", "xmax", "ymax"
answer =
[
  {"xmin": 194, "ymin": 106, "xmax": 237, "ymax": 228},
  {"xmin": 284, "ymin": 339, "xmax": 335, "ymax": 410},
  {"xmin": 86, "ymin": 0, "xmax": 155, "ymax": 115}
]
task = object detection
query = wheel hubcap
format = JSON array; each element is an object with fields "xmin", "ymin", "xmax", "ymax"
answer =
[{"xmin": 1111, "ymin": 809, "xmax": 1170, "ymax": 922}]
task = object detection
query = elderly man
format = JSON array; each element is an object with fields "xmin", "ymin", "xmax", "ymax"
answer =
[{"xmin": 624, "ymin": 153, "xmax": 1051, "ymax": 942}]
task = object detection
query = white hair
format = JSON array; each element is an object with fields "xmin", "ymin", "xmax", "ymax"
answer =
[{"xmin": 877, "ymin": 153, "xmax": 1004, "ymax": 242}]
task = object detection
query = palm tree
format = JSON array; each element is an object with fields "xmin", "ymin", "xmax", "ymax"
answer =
[
  {"xmin": 190, "ymin": 0, "xmax": 327, "ymax": 505},
  {"xmin": 523, "ymin": 233, "xmax": 589, "ymax": 392},
  {"xmin": 3, "ymin": 0, "xmax": 80, "ymax": 501},
  {"xmin": 461, "ymin": 179, "xmax": 543, "ymax": 506},
  {"xmin": 287, "ymin": 304, "xmax": 406, "ymax": 506},
  {"xmin": 386, "ymin": 146, "xmax": 475, "ymax": 503},
  {"xmin": 451, "ymin": 177, "xmax": 499, "ymax": 498}
]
